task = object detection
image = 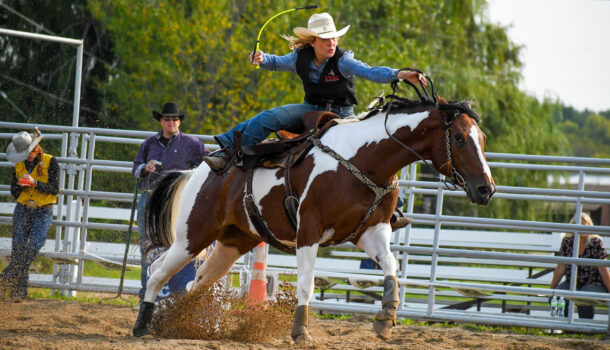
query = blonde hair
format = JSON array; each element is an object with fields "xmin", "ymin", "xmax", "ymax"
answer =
[
  {"xmin": 31, "ymin": 144, "xmax": 44, "ymax": 176},
  {"xmin": 281, "ymin": 34, "xmax": 315, "ymax": 50},
  {"xmin": 569, "ymin": 212, "xmax": 594, "ymax": 226},
  {"xmin": 564, "ymin": 212, "xmax": 599, "ymax": 244}
]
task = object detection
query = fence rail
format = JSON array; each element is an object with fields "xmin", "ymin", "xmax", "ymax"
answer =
[{"xmin": 1, "ymin": 121, "xmax": 609, "ymax": 333}]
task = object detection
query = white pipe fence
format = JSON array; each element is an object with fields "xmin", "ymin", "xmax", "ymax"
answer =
[{"xmin": 0, "ymin": 121, "xmax": 609, "ymax": 333}]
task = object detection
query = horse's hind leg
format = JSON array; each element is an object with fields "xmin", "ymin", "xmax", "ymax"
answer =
[
  {"xmin": 192, "ymin": 240, "xmax": 257, "ymax": 290},
  {"xmin": 356, "ymin": 223, "xmax": 399, "ymax": 340}
]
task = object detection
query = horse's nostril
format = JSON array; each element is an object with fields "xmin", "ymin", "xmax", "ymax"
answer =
[{"xmin": 477, "ymin": 185, "xmax": 490, "ymax": 197}]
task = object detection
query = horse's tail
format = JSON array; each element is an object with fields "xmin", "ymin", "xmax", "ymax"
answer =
[{"xmin": 143, "ymin": 170, "xmax": 193, "ymax": 253}]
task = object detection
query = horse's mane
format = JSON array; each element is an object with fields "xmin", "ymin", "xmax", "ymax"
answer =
[{"xmin": 362, "ymin": 95, "xmax": 481, "ymax": 125}]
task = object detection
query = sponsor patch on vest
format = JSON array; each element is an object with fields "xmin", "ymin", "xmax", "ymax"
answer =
[{"xmin": 325, "ymin": 69, "xmax": 340, "ymax": 83}]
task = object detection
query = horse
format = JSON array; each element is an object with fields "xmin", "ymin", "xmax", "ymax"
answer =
[{"xmin": 132, "ymin": 95, "xmax": 496, "ymax": 343}]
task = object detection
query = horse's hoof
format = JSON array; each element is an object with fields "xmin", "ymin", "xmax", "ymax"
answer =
[
  {"xmin": 373, "ymin": 319, "xmax": 394, "ymax": 340},
  {"xmin": 132, "ymin": 301, "xmax": 155, "ymax": 337},
  {"xmin": 132, "ymin": 326, "xmax": 150, "ymax": 337},
  {"xmin": 292, "ymin": 333, "xmax": 313, "ymax": 345}
]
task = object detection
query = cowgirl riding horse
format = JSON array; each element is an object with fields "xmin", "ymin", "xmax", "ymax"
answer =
[
  {"xmin": 133, "ymin": 75, "xmax": 496, "ymax": 343},
  {"xmin": 204, "ymin": 12, "xmax": 426, "ymax": 230}
]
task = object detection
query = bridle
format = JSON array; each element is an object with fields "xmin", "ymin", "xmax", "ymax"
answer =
[
  {"xmin": 442, "ymin": 113, "xmax": 466, "ymax": 190},
  {"xmin": 307, "ymin": 71, "xmax": 474, "ymax": 243},
  {"xmin": 367, "ymin": 69, "xmax": 468, "ymax": 191}
]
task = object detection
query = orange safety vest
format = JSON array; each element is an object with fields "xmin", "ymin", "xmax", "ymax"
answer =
[{"xmin": 15, "ymin": 153, "xmax": 57, "ymax": 207}]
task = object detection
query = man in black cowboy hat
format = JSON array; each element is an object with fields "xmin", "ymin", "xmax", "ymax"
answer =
[{"xmin": 132, "ymin": 102, "xmax": 209, "ymax": 301}]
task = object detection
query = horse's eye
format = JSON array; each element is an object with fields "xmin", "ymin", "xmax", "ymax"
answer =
[{"xmin": 454, "ymin": 133, "xmax": 465, "ymax": 145}]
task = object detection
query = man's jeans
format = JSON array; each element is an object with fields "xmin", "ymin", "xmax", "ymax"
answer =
[
  {"xmin": 0, "ymin": 203, "xmax": 53, "ymax": 297},
  {"xmin": 137, "ymin": 191, "xmax": 150, "ymax": 301},
  {"xmin": 556, "ymin": 280, "xmax": 608, "ymax": 318},
  {"xmin": 215, "ymin": 102, "xmax": 354, "ymax": 149}
]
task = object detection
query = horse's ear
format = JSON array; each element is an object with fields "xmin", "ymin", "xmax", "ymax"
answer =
[
  {"xmin": 437, "ymin": 95, "xmax": 447, "ymax": 104},
  {"xmin": 464, "ymin": 100, "xmax": 472, "ymax": 109}
]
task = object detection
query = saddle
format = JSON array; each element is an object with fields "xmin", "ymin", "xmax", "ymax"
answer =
[
  {"xmin": 236, "ymin": 111, "xmax": 340, "ymax": 254},
  {"xmin": 234, "ymin": 111, "xmax": 339, "ymax": 170}
]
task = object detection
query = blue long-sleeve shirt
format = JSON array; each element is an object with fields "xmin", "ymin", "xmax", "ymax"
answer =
[
  {"xmin": 259, "ymin": 48, "xmax": 399, "ymax": 84},
  {"xmin": 132, "ymin": 131, "xmax": 209, "ymax": 191}
]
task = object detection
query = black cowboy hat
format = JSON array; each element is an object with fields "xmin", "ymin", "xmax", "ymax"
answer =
[{"xmin": 152, "ymin": 102, "xmax": 185, "ymax": 121}]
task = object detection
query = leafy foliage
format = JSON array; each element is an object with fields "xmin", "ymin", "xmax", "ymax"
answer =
[
  {"xmin": 1, "ymin": 0, "xmax": 585, "ymax": 221},
  {"xmin": 87, "ymin": 1, "xmax": 566, "ymax": 153},
  {"xmin": 560, "ymin": 105, "xmax": 610, "ymax": 158}
]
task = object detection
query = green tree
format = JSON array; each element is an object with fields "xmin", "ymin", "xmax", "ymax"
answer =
[
  {"xmin": 2, "ymin": 0, "xmax": 577, "ymax": 221},
  {"xmin": 562, "ymin": 111, "xmax": 610, "ymax": 158},
  {"xmin": 88, "ymin": 0, "xmax": 569, "ymax": 221}
]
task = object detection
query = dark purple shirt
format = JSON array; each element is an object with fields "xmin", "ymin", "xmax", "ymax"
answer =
[
  {"xmin": 557, "ymin": 235, "xmax": 607, "ymax": 288},
  {"xmin": 133, "ymin": 131, "xmax": 209, "ymax": 190}
]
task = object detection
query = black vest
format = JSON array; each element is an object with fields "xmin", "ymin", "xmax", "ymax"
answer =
[{"xmin": 296, "ymin": 46, "xmax": 357, "ymax": 107}]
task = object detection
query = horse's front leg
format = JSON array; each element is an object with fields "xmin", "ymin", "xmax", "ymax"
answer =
[
  {"xmin": 356, "ymin": 222, "xmax": 399, "ymax": 340},
  {"xmin": 292, "ymin": 241, "xmax": 319, "ymax": 344}
]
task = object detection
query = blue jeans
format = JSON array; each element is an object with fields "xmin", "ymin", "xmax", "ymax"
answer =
[
  {"xmin": 556, "ymin": 280, "xmax": 608, "ymax": 318},
  {"xmin": 215, "ymin": 102, "xmax": 354, "ymax": 149},
  {"xmin": 137, "ymin": 191, "xmax": 150, "ymax": 301},
  {"xmin": 0, "ymin": 203, "xmax": 53, "ymax": 298}
]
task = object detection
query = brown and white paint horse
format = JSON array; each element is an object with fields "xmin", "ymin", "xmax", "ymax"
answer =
[{"xmin": 132, "ymin": 98, "xmax": 496, "ymax": 343}]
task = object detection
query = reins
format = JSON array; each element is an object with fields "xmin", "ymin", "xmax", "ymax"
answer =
[
  {"xmin": 243, "ymin": 70, "xmax": 479, "ymax": 249},
  {"xmin": 371, "ymin": 68, "xmax": 469, "ymax": 191}
]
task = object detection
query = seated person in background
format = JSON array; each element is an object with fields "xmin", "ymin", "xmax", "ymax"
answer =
[{"xmin": 549, "ymin": 212, "xmax": 610, "ymax": 318}]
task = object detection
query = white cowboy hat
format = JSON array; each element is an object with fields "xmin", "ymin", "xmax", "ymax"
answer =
[
  {"xmin": 293, "ymin": 13, "xmax": 350, "ymax": 39},
  {"xmin": 6, "ymin": 129, "xmax": 43, "ymax": 164}
]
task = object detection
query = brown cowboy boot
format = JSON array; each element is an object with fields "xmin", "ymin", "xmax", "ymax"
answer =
[
  {"xmin": 390, "ymin": 212, "xmax": 412, "ymax": 231},
  {"xmin": 203, "ymin": 135, "xmax": 234, "ymax": 172},
  {"xmin": 202, "ymin": 155, "xmax": 227, "ymax": 171},
  {"xmin": 202, "ymin": 147, "xmax": 237, "ymax": 173}
]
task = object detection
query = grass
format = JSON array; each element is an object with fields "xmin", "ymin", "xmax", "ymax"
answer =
[
  {"xmin": 27, "ymin": 287, "xmax": 139, "ymax": 306},
  {"xmin": 80, "ymin": 259, "xmax": 140, "ymax": 280}
]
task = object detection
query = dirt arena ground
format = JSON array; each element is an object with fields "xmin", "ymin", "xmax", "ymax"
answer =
[{"xmin": 2, "ymin": 298, "xmax": 610, "ymax": 350}]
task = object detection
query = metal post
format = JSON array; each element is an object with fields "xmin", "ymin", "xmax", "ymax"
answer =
[
  {"xmin": 77, "ymin": 132, "xmax": 95, "ymax": 287},
  {"xmin": 67, "ymin": 133, "xmax": 88, "ymax": 291},
  {"xmin": 52, "ymin": 132, "xmax": 69, "ymax": 293},
  {"xmin": 60, "ymin": 131, "xmax": 80, "ymax": 297},
  {"xmin": 72, "ymin": 42, "xmax": 83, "ymax": 128},
  {"xmin": 568, "ymin": 170, "xmax": 586, "ymax": 323},
  {"xmin": 427, "ymin": 177, "xmax": 445, "ymax": 315},
  {"xmin": 398, "ymin": 164, "xmax": 418, "ymax": 310}
]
